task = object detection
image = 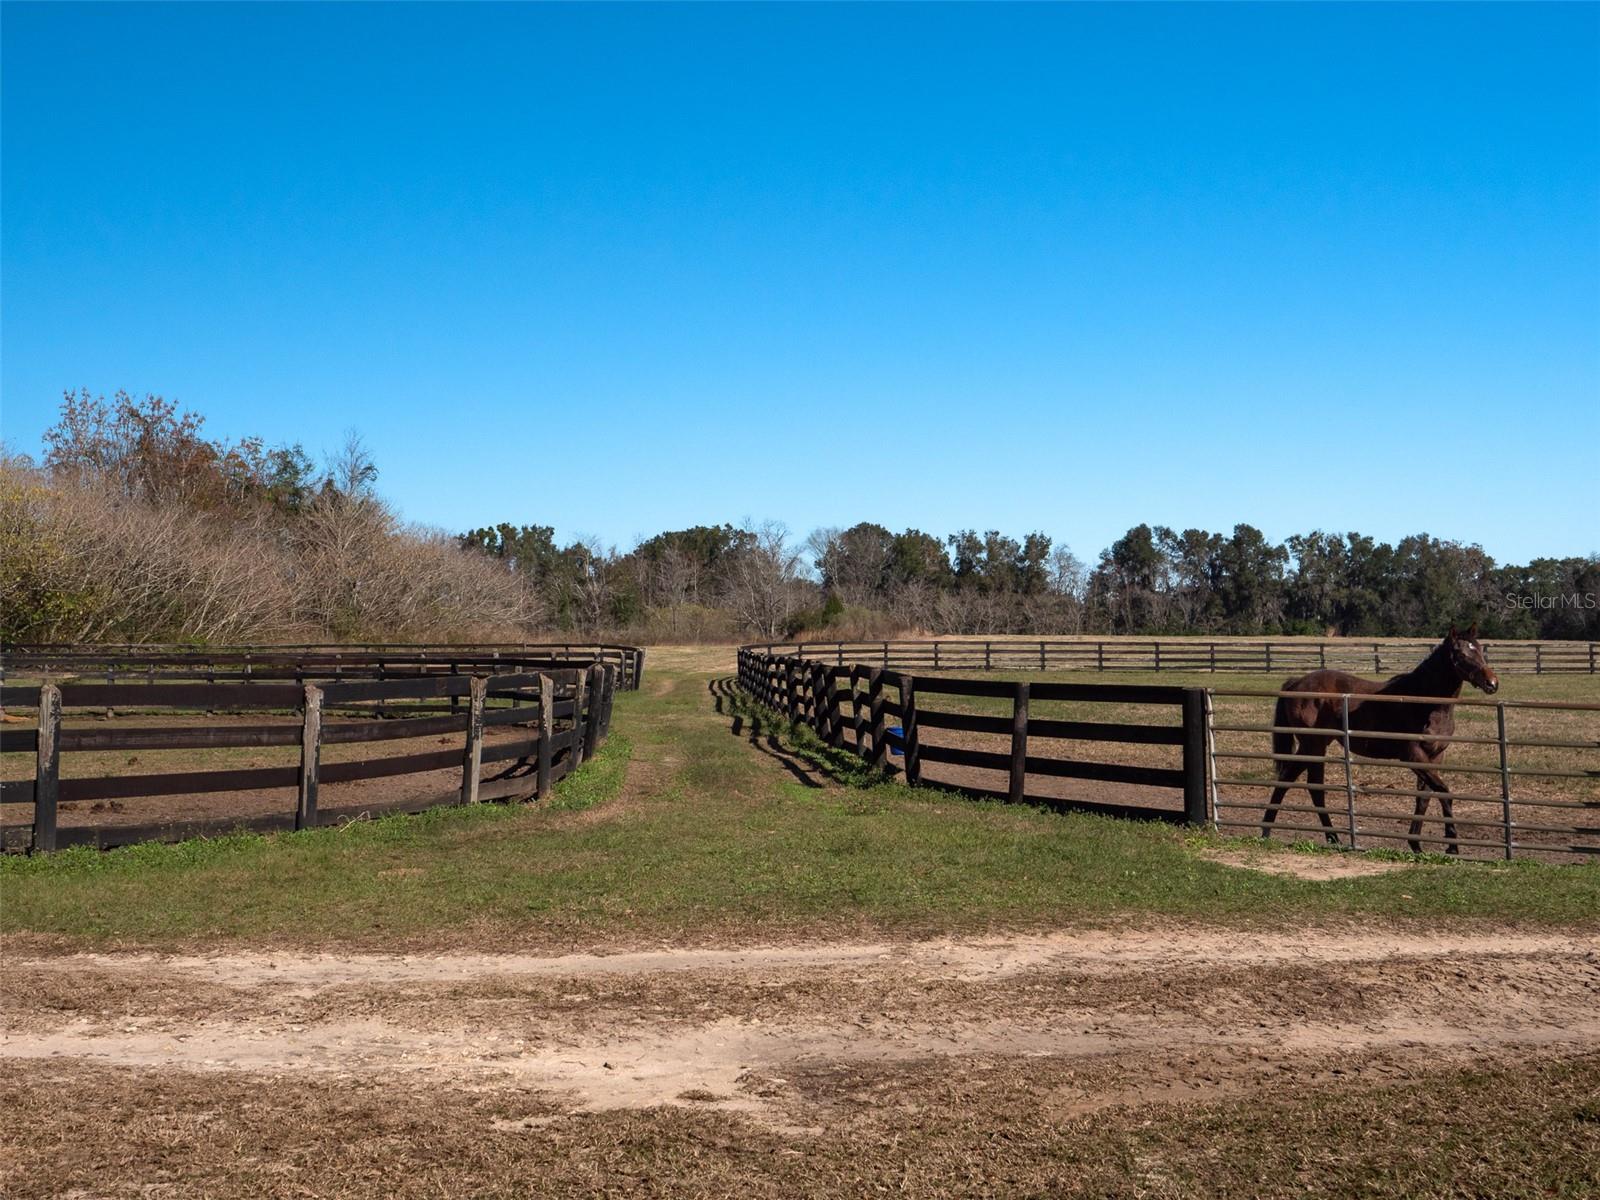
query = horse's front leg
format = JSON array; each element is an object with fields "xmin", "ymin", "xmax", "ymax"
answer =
[
  {"xmin": 1263, "ymin": 759, "xmax": 1308, "ymax": 839},
  {"xmin": 1305, "ymin": 756, "xmax": 1340, "ymax": 847},
  {"xmin": 1407, "ymin": 770, "xmax": 1431, "ymax": 854},
  {"xmin": 1418, "ymin": 767, "xmax": 1460, "ymax": 855}
]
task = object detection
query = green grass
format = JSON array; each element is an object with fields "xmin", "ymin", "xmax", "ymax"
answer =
[{"xmin": 2, "ymin": 668, "xmax": 1597, "ymax": 950}]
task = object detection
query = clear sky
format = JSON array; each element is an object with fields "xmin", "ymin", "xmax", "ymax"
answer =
[{"xmin": 3, "ymin": 2, "xmax": 1596, "ymax": 566}]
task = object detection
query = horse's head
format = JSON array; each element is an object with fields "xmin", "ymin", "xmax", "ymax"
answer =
[{"xmin": 1446, "ymin": 624, "xmax": 1499, "ymax": 694}]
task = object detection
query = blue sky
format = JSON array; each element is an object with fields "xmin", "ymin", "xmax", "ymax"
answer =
[{"xmin": 3, "ymin": 2, "xmax": 1596, "ymax": 566}]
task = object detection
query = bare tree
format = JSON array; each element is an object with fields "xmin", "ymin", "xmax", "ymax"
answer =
[
  {"xmin": 326, "ymin": 429, "xmax": 379, "ymax": 501},
  {"xmin": 724, "ymin": 520, "xmax": 805, "ymax": 640}
]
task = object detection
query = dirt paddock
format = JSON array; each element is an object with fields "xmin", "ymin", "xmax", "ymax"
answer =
[{"xmin": 5, "ymin": 925, "xmax": 1599, "ymax": 1195}]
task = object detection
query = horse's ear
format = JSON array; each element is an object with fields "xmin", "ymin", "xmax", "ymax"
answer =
[
  {"xmin": 1448, "ymin": 624, "xmax": 1458, "ymax": 639},
  {"xmin": 1468, "ymin": 621, "xmax": 1479, "ymax": 638}
]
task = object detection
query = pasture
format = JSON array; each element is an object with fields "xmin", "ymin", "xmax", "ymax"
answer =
[{"xmin": 3, "ymin": 643, "xmax": 1598, "ymax": 1197}]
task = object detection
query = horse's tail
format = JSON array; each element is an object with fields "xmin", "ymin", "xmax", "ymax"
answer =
[{"xmin": 1272, "ymin": 696, "xmax": 1294, "ymax": 760}]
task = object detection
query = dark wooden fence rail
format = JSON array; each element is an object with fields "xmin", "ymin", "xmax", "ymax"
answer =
[
  {"xmin": 760, "ymin": 638, "xmax": 1598, "ymax": 676},
  {"xmin": 736, "ymin": 647, "xmax": 1209, "ymax": 826},
  {"xmin": 3, "ymin": 642, "xmax": 647, "ymax": 690},
  {"xmin": 0, "ymin": 644, "xmax": 641, "ymax": 853}
]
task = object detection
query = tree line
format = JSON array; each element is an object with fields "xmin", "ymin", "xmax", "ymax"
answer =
[
  {"xmin": 4, "ymin": 392, "xmax": 1595, "ymax": 644},
  {"xmin": 465, "ymin": 517, "xmax": 1598, "ymax": 642}
]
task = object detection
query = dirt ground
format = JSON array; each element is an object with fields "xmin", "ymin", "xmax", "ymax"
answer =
[{"xmin": 5, "ymin": 925, "xmax": 1598, "ymax": 1195}]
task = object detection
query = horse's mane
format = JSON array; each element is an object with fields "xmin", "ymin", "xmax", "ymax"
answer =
[{"xmin": 1376, "ymin": 637, "xmax": 1453, "ymax": 696}]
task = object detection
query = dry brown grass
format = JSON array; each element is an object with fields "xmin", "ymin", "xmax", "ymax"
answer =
[{"xmin": 4, "ymin": 1051, "xmax": 1596, "ymax": 1198}]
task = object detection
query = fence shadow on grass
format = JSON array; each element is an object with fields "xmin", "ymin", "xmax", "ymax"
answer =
[{"xmin": 707, "ymin": 677, "xmax": 899, "ymax": 791}]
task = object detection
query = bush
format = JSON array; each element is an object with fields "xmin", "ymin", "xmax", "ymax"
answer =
[{"xmin": 0, "ymin": 456, "xmax": 540, "ymax": 645}]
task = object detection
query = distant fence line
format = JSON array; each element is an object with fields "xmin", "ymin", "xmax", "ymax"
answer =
[
  {"xmin": 0, "ymin": 644, "xmax": 645, "ymax": 853},
  {"xmin": 768, "ymin": 638, "xmax": 1598, "ymax": 675},
  {"xmin": 736, "ymin": 643, "xmax": 1599, "ymax": 863},
  {"xmin": 2, "ymin": 642, "xmax": 647, "ymax": 690}
]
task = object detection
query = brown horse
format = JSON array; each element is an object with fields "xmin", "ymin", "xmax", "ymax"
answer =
[{"xmin": 1261, "ymin": 625, "xmax": 1499, "ymax": 854}]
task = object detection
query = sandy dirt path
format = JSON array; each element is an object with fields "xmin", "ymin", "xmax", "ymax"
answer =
[{"xmin": 6, "ymin": 926, "xmax": 1597, "ymax": 1120}]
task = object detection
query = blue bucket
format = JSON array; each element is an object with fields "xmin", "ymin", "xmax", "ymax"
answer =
[{"xmin": 887, "ymin": 725, "xmax": 904, "ymax": 756}]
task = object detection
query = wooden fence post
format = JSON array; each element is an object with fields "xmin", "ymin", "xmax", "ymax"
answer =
[
  {"xmin": 851, "ymin": 667, "xmax": 865, "ymax": 755},
  {"xmin": 811, "ymin": 662, "xmax": 825, "ymax": 738},
  {"xmin": 868, "ymin": 669, "xmax": 886, "ymax": 769},
  {"xmin": 810, "ymin": 663, "xmax": 824, "ymax": 740},
  {"xmin": 597, "ymin": 665, "xmax": 615, "ymax": 738},
  {"xmin": 461, "ymin": 675, "xmax": 486, "ymax": 804},
  {"xmin": 582, "ymin": 664, "xmax": 605, "ymax": 762},
  {"xmin": 297, "ymin": 683, "xmax": 322, "ymax": 831},
  {"xmin": 31, "ymin": 683, "xmax": 62, "ymax": 853},
  {"xmin": 536, "ymin": 673, "xmax": 554, "ymax": 799},
  {"xmin": 1009, "ymin": 681, "xmax": 1029, "ymax": 804},
  {"xmin": 1181, "ymin": 688, "xmax": 1208, "ymax": 827},
  {"xmin": 901, "ymin": 675, "xmax": 921, "ymax": 785},
  {"xmin": 571, "ymin": 671, "xmax": 589, "ymax": 767},
  {"xmin": 828, "ymin": 668, "xmax": 844, "ymax": 748}
]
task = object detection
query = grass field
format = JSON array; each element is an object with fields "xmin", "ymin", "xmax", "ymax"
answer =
[
  {"xmin": 3, "ymin": 650, "xmax": 1598, "ymax": 1197},
  {"xmin": 4, "ymin": 662, "xmax": 1599, "ymax": 948}
]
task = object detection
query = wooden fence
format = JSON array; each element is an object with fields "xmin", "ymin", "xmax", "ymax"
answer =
[
  {"xmin": 737, "ymin": 647, "xmax": 1209, "ymax": 826},
  {"xmin": 737, "ymin": 644, "xmax": 1599, "ymax": 861},
  {"xmin": 762, "ymin": 637, "xmax": 1599, "ymax": 675},
  {"xmin": 3, "ymin": 642, "xmax": 647, "ymax": 691},
  {"xmin": 0, "ymin": 644, "xmax": 642, "ymax": 853}
]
